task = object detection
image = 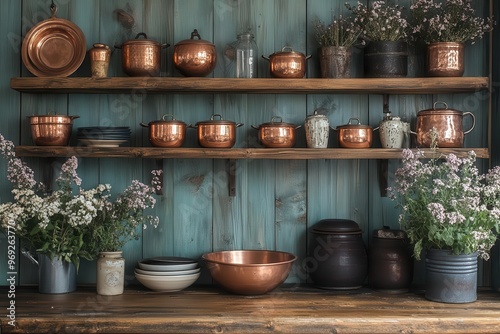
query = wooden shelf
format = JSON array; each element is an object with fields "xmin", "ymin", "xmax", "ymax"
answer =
[
  {"xmin": 2, "ymin": 286, "xmax": 500, "ymax": 334},
  {"xmin": 10, "ymin": 77, "xmax": 489, "ymax": 94},
  {"xmin": 15, "ymin": 146, "xmax": 490, "ymax": 159}
]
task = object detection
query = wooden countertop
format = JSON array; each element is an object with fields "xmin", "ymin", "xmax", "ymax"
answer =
[{"xmin": 2, "ymin": 285, "xmax": 500, "ymax": 333}]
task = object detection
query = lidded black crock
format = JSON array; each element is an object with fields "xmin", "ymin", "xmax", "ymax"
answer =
[
  {"xmin": 307, "ymin": 219, "xmax": 367, "ymax": 289},
  {"xmin": 368, "ymin": 227, "xmax": 413, "ymax": 292}
]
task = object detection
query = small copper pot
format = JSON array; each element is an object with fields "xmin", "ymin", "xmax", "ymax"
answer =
[
  {"xmin": 427, "ymin": 42, "xmax": 465, "ymax": 77},
  {"xmin": 28, "ymin": 114, "xmax": 79, "ymax": 146},
  {"xmin": 262, "ymin": 46, "xmax": 312, "ymax": 78},
  {"xmin": 174, "ymin": 29, "xmax": 216, "ymax": 77},
  {"xmin": 252, "ymin": 116, "xmax": 301, "ymax": 148},
  {"xmin": 333, "ymin": 118, "xmax": 377, "ymax": 148},
  {"xmin": 140, "ymin": 114, "xmax": 187, "ymax": 147},
  {"xmin": 115, "ymin": 32, "xmax": 169, "ymax": 77},
  {"xmin": 413, "ymin": 101, "xmax": 475, "ymax": 148},
  {"xmin": 192, "ymin": 114, "xmax": 243, "ymax": 148}
]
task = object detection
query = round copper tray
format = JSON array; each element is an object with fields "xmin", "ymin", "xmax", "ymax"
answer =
[{"xmin": 21, "ymin": 9, "xmax": 86, "ymax": 77}]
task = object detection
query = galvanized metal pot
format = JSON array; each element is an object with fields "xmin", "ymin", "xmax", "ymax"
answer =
[
  {"xmin": 427, "ymin": 42, "xmax": 465, "ymax": 77},
  {"xmin": 23, "ymin": 251, "xmax": 76, "ymax": 294},
  {"xmin": 425, "ymin": 249, "xmax": 477, "ymax": 303},
  {"xmin": 318, "ymin": 46, "xmax": 351, "ymax": 78}
]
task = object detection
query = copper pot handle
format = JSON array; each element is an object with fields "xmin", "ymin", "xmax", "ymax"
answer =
[
  {"xmin": 433, "ymin": 101, "xmax": 448, "ymax": 110},
  {"xmin": 262, "ymin": 55, "xmax": 270, "ymax": 61},
  {"xmin": 463, "ymin": 112, "xmax": 476, "ymax": 135},
  {"xmin": 191, "ymin": 29, "xmax": 202, "ymax": 40}
]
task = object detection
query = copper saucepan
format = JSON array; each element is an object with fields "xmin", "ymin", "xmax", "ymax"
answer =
[
  {"xmin": 333, "ymin": 118, "xmax": 378, "ymax": 148},
  {"xmin": 174, "ymin": 29, "xmax": 217, "ymax": 77},
  {"xmin": 252, "ymin": 116, "xmax": 301, "ymax": 148},
  {"xmin": 141, "ymin": 114, "xmax": 187, "ymax": 147},
  {"xmin": 262, "ymin": 46, "xmax": 312, "ymax": 78},
  {"xmin": 115, "ymin": 32, "xmax": 169, "ymax": 77},
  {"xmin": 191, "ymin": 114, "xmax": 243, "ymax": 148}
]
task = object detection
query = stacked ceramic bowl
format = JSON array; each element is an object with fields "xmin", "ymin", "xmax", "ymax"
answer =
[
  {"xmin": 135, "ymin": 256, "xmax": 200, "ymax": 292},
  {"xmin": 77, "ymin": 126, "xmax": 131, "ymax": 147}
]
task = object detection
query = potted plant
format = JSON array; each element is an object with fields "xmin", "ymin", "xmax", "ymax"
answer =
[
  {"xmin": 314, "ymin": 15, "xmax": 362, "ymax": 78},
  {"xmin": 88, "ymin": 170, "xmax": 162, "ymax": 295},
  {"xmin": 346, "ymin": 1, "xmax": 410, "ymax": 78},
  {"xmin": 390, "ymin": 148, "xmax": 500, "ymax": 303},
  {"xmin": 0, "ymin": 134, "xmax": 161, "ymax": 295},
  {"xmin": 0, "ymin": 135, "xmax": 99, "ymax": 293},
  {"xmin": 410, "ymin": 0, "xmax": 493, "ymax": 76}
]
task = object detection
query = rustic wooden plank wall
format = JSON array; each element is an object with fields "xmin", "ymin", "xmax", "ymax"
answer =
[{"xmin": 0, "ymin": 0, "xmax": 494, "ymax": 288}]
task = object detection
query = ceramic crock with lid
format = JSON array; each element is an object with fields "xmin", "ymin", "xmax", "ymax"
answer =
[{"xmin": 308, "ymin": 219, "xmax": 367, "ymax": 289}]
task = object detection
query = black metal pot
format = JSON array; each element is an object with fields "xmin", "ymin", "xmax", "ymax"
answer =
[{"xmin": 364, "ymin": 41, "xmax": 408, "ymax": 78}]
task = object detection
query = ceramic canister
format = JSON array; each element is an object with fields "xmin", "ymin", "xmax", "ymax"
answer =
[
  {"xmin": 379, "ymin": 114, "xmax": 409, "ymax": 149},
  {"xmin": 307, "ymin": 219, "xmax": 367, "ymax": 289},
  {"xmin": 304, "ymin": 110, "xmax": 330, "ymax": 148}
]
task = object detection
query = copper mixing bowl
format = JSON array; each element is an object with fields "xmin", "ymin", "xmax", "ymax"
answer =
[{"xmin": 202, "ymin": 250, "xmax": 297, "ymax": 295}]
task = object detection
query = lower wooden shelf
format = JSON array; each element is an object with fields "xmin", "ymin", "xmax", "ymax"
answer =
[
  {"xmin": 2, "ymin": 285, "xmax": 500, "ymax": 333},
  {"xmin": 15, "ymin": 146, "xmax": 490, "ymax": 160}
]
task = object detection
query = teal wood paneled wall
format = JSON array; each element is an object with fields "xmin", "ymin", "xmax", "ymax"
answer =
[{"xmin": 0, "ymin": 0, "xmax": 493, "ymax": 288}]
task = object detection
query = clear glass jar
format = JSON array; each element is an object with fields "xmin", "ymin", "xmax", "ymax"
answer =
[{"xmin": 235, "ymin": 30, "xmax": 257, "ymax": 78}]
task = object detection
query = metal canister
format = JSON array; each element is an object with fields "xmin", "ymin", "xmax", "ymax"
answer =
[
  {"xmin": 308, "ymin": 219, "xmax": 367, "ymax": 289},
  {"xmin": 368, "ymin": 227, "xmax": 413, "ymax": 292},
  {"xmin": 304, "ymin": 110, "xmax": 330, "ymax": 148},
  {"xmin": 89, "ymin": 43, "xmax": 111, "ymax": 78}
]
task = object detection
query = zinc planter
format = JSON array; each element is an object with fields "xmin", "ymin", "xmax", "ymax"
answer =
[
  {"xmin": 425, "ymin": 249, "xmax": 478, "ymax": 303},
  {"xmin": 318, "ymin": 46, "xmax": 352, "ymax": 78},
  {"xmin": 364, "ymin": 41, "xmax": 408, "ymax": 78}
]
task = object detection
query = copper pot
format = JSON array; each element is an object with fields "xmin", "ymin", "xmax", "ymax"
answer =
[
  {"xmin": 251, "ymin": 116, "xmax": 301, "ymax": 148},
  {"xmin": 28, "ymin": 114, "xmax": 79, "ymax": 146},
  {"xmin": 115, "ymin": 32, "xmax": 169, "ymax": 77},
  {"xmin": 262, "ymin": 46, "xmax": 312, "ymax": 78},
  {"xmin": 174, "ymin": 29, "xmax": 216, "ymax": 77},
  {"xmin": 140, "ymin": 114, "xmax": 187, "ymax": 148},
  {"xmin": 192, "ymin": 114, "xmax": 243, "ymax": 148},
  {"xmin": 413, "ymin": 101, "xmax": 475, "ymax": 148},
  {"xmin": 334, "ymin": 118, "xmax": 377, "ymax": 148}
]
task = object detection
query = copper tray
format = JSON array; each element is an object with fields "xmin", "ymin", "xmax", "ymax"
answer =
[{"xmin": 21, "ymin": 6, "xmax": 86, "ymax": 77}]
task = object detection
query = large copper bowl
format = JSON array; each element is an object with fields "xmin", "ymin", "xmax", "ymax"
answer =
[{"xmin": 202, "ymin": 250, "xmax": 297, "ymax": 295}]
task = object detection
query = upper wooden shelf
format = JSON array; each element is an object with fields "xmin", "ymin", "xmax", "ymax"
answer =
[
  {"xmin": 10, "ymin": 77, "xmax": 489, "ymax": 95},
  {"xmin": 15, "ymin": 146, "xmax": 489, "ymax": 160}
]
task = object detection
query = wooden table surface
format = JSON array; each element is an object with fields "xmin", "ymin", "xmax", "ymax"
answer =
[{"xmin": 2, "ymin": 285, "xmax": 500, "ymax": 333}]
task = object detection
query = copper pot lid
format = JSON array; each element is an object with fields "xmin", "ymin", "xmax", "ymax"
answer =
[
  {"xmin": 21, "ymin": 4, "xmax": 86, "ymax": 77},
  {"xmin": 417, "ymin": 101, "xmax": 463, "ymax": 116},
  {"xmin": 311, "ymin": 219, "xmax": 362, "ymax": 234},
  {"xmin": 196, "ymin": 114, "xmax": 238, "ymax": 126},
  {"xmin": 175, "ymin": 29, "xmax": 214, "ymax": 47},
  {"xmin": 337, "ymin": 118, "xmax": 372, "ymax": 130},
  {"xmin": 258, "ymin": 116, "xmax": 296, "ymax": 128},
  {"xmin": 144, "ymin": 114, "xmax": 186, "ymax": 126}
]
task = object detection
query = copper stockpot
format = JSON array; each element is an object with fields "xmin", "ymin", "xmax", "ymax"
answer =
[
  {"xmin": 192, "ymin": 114, "xmax": 243, "ymax": 148},
  {"xmin": 202, "ymin": 250, "xmax": 297, "ymax": 295},
  {"xmin": 28, "ymin": 114, "xmax": 79, "ymax": 146},
  {"xmin": 334, "ymin": 118, "xmax": 377, "ymax": 148},
  {"xmin": 413, "ymin": 101, "xmax": 475, "ymax": 148},
  {"xmin": 251, "ymin": 116, "xmax": 301, "ymax": 148},
  {"xmin": 174, "ymin": 29, "xmax": 216, "ymax": 77},
  {"xmin": 262, "ymin": 46, "xmax": 312, "ymax": 78},
  {"xmin": 115, "ymin": 32, "xmax": 169, "ymax": 77},
  {"xmin": 140, "ymin": 114, "xmax": 187, "ymax": 147}
]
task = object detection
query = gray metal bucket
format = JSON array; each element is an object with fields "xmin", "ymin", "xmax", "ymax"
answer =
[
  {"xmin": 23, "ymin": 251, "xmax": 76, "ymax": 294},
  {"xmin": 425, "ymin": 249, "xmax": 477, "ymax": 303}
]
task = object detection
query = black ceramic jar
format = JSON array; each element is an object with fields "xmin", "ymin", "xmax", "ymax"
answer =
[
  {"xmin": 307, "ymin": 219, "xmax": 367, "ymax": 289},
  {"xmin": 368, "ymin": 228, "xmax": 413, "ymax": 292}
]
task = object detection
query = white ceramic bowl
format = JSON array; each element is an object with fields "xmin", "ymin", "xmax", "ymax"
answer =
[
  {"xmin": 135, "ymin": 267, "xmax": 200, "ymax": 276},
  {"xmin": 135, "ymin": 271, "xmax": 200, "ymax": 292},
  {"xmin": 138, "ymin": 261, "xmax": 199, "ymax": 272}
]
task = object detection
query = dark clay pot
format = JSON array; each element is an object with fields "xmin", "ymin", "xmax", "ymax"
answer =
[
  {"xmin": 368, "ymin": 228, "xmax": 413, "ymax": 292},
  {"xmin": 307, "ymin": 219, "xmax": 367, "ymax": 289},
  {"xmin": 364, "ymin": 41, "xmax": 408, "ymax": 78}
]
